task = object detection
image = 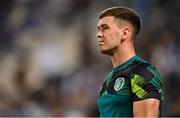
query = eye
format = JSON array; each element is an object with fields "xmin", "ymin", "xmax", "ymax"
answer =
[{"xmin": 102, "ymin": 25, "xmax": 109, "ymax": 30}]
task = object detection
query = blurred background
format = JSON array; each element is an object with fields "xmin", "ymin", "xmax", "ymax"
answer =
[{"xmin": 0, "ymin": 0, "xmax": 180, "ymax": 117}]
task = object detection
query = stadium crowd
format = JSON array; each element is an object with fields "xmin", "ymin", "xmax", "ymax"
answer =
[{"xmin": 0, "ymin": 0, "xmax": 180, "ymax": 116}]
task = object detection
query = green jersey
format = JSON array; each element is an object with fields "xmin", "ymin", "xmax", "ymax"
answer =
[{"xmin": 97, "ymin": 56, "xmax": 163, "ymax": 117}]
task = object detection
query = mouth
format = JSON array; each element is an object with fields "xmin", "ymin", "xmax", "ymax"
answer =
[
  {"xmin": 98, "ymin": 40, "xmax": 105, "ymax": 45},
  {"xmin": 98, "ymin": 42, "xmax": 104, "ymax": 46}
]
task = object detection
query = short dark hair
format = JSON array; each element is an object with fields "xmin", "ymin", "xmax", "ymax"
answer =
[{"xmin": 99, "ymin": 6, "xmax": 141, "ymax": 37}]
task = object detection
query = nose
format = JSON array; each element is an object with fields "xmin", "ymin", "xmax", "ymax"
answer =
[{"xmin": 96, "ymin": 31, "xmax": 102, "ymax": 39}]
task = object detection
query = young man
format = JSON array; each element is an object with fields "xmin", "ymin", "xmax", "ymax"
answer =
[{"xmin": 96, "ymin": 6, "xmax": 163, "ymax": 117}]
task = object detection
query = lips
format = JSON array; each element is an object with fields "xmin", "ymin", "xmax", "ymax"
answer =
[
  {"xmin": 98, "ymin": 42, "xmax": 105, "ymax": 46},
  {"xmin": 98, "ymin": 38, "xmax": 105, "ymax": 46}
]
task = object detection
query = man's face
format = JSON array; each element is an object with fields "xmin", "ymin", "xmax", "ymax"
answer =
[{"xmin": 97, "ymin": 16, "xmax": 122, "ymax": 55}]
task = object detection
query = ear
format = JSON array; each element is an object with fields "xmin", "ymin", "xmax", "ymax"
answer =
[{"xmin": 121, "ymin": 27, "xmax": 130, "ymax": 42}]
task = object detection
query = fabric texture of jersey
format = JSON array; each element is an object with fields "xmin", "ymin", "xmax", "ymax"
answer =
[{"xmin": 97, "ymin": 56, "xmax": 163, "ymax": 117}]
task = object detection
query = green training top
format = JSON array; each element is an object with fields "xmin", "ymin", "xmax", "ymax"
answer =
[{"xmin": 97, "ymin": 56, "xmax": 163, "ymax": 117}]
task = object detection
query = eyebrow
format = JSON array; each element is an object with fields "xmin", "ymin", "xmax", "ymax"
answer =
[{"xmin": 97, "ymin": 24, "xmax": 109, "ymax": 30}]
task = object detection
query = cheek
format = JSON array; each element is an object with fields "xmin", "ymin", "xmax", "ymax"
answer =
[
  {"xmin": 104, "ymin": 30, "xmax": 121, "ymax": 45},
  {"xmin": 111, "ymin": 31, "xmax": 121, "ymax": 44},
  {"xmin": 114, "ymin": 30, "xmax": 121, "ymax": 38}
]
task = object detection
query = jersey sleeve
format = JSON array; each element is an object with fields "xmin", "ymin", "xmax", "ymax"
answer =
[{"xmin": 129, "ymin": 63, "xmax": 162, "ymax": 102}]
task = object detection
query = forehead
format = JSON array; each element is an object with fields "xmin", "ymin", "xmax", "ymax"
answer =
[{"xmin": 97, "ymin": 16, "xmax": 116, "ymax": 26}]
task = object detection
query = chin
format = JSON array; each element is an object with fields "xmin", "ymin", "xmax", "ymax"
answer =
[{"xmin": 100, "ymin": 49, "xmax": 113, "ymax": 55}]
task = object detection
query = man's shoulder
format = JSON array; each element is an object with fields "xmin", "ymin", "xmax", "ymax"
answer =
[
  {"xmin": 125, "ymin": 59, "xmax": 161, "ymax": 81},
  {"xmin": 112, "ymin": 56, "xmax": 161, "ymax": 81}
]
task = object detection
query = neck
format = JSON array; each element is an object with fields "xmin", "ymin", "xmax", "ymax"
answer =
[{"xmin": 111, "ymin": 44, "xmax": 136, "ymax": 68}]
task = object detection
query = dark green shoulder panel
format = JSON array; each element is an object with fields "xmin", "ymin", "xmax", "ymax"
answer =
[{"xmin": 122, "ymin": 60, "xmax": 153, "ymax": 81}]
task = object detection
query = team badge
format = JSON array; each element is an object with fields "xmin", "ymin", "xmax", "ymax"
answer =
[{"xmin": 114, "ymin": 77, "xmax": 124, "ymax": 91}]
